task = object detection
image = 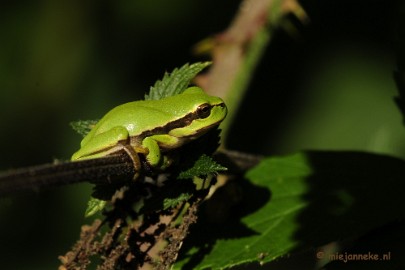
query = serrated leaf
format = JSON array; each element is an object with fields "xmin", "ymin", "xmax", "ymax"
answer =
[
  {"xmin": 178, "ymin": 154, "xmax": 227, "ymax": 180},
  {"xmin": 163, "ymin": 193, "xmax": 191, "ymax": 210},
  {"xmin": 70, "ymin": 120, "xmax": 98, "ymax": 137},
  {"xmin": 85, "ymin": 197, "xmax": 107, "ymax": 217},
  {"xmin": 145, "ymin": 62, "xmax": 211, "ymax": 100},
  {"xmin": 175, "ymin": 151, "xmax": 405, "ymax": 269}
]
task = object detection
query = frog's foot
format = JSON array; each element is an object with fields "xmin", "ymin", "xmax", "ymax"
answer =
[{"xmin": 122, "ymin": 144, "xmax": 142, "ymax": 180}]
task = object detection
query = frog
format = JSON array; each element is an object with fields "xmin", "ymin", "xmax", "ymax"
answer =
[{"xmin": 71, "ymin": 87, "xmax": 227, "ymax": 176}]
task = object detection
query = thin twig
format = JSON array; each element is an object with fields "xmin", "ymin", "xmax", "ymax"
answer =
[
  {"xmin": 0, "ymin": 150, "xmax": 261, "ymax": 196},
  {"xmin": 0, "ymin": 154, "xmax": 134, "ymax": 196}
]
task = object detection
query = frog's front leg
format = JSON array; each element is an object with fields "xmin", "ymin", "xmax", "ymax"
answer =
[{"xmin": 142, "ymin": 134, "xmax": 179, "ymax": 168}]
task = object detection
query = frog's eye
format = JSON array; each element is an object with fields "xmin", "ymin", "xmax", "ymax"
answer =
[{"xmin": 196, "ymin": 103, "xmax": 212, "ymax": 119}]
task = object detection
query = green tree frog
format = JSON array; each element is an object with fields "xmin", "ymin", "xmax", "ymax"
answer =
[{"xmin": 71, "ymin": 87, "xmax": 227, "ymax": 176}]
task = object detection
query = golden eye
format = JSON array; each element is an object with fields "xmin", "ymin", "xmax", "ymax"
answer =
[{"xmin": 196, "ymin": 103, "xmax": 211, "ymax": 119}]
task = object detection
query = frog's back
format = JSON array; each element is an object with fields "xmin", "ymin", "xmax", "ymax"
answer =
[
  {"xmin": 92, "ymin": 100, "xmax": 177, "ymax": 137},
  {"xmin": 81, "ymin": 87, "xmax": 218, "ymax": 146}
]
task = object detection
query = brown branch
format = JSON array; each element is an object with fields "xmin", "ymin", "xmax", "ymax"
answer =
[
  {"xmin": 196, "ymin": 0, "xmax": 273, "ymax": 98},
  {"xmin": 196, "ymin": 0, "xmax": 307, "ymax": 98}
]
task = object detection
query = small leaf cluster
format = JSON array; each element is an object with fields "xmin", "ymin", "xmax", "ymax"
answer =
[
  {"xmin": 178, "ymin": 154, "xmax": 227, "ymax": 180},
  {"xmin": 145, "ymin": 61, "xmax": 211, "ymax": 100}
]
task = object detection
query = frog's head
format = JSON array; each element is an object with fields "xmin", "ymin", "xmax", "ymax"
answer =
[{"xmin": 168, "ymin": 87, "xmax": 227, "ymax": 139}]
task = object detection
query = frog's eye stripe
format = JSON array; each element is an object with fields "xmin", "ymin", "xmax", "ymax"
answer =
[{"xmin": 136, "ymin": 102, "xmax": 225, "ymax": 140}]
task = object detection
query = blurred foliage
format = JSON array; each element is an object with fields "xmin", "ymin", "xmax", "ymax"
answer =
[
  {"xmin": 0, "ymin": 0, "xmax": 404, "ymax": 269},
  {"xmin": 227, "ymin": 0, "xmax": 405, "ymax": 157}
]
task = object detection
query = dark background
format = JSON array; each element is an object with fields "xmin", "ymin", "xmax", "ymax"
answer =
[{"xmin": 0, "ymin": 1, "xmax": 404, "ymax": 269}]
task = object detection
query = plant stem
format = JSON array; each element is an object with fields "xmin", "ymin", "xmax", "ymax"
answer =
[{"xmin": 196, "ymin": 0, "xmax": 307, "ymax": 144}]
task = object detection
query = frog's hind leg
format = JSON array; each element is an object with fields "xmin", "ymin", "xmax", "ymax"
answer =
[{"xmin": 121, "ymin": 144, "xmax": 142, "ymax": 180}]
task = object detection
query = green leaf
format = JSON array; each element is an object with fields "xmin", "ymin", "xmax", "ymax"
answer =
[
  {"xmin": 145, "ymin": 62, "xmax": 211, "ymax": 100},
  {"xmin": 163, "ymin": 193, "xmax": 191, "ymax": 210},
  {"xmin": 70, "ymin": 119, "xmax": 98, "ymax": 137},
  {"xmin": 177, "ymin": 154, "xmax": 227, "ymax": 180},
  {"xmin": 175, "ymin": 151, "xmax": 405, "ymax": 269},
  {"xmin": 85, "ymin": 197, "xmax": 107, "ymax": 217}
]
